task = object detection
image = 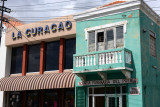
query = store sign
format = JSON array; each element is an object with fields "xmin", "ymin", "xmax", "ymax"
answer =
[
  {"xmin": 130, "ymin": 87, "xmax": 140, "ymax": 95},
  {"xmin": 78, "ymin": 78, "xmax": 138, "ymax": 86},
  {"xmin": 12, "ymin": 21, "xmax": 72, "ymax": 40}
]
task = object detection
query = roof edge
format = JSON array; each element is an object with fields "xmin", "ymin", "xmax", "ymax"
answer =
[
  {"xmin": 73, "ymin": 0, "xmax": 140, "ymax": 21},
  {"xmin": 73, "ymin": 0, "xmax": 160, "ymax": 26}
]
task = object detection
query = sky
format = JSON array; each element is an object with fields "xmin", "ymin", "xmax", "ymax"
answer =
[{"xmin": 2, "ymin": 0, "xmax": 160, "ymax": 23}]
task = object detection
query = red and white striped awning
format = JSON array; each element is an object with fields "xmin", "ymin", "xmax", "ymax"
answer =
[{"xmin": 0, "ymin": 73, "xmax": 75, "ymax": 91}]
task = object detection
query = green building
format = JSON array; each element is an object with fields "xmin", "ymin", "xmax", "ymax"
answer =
[{"xmin": 73, "ymin": 0, "xmax": 160, "ymax": 107}]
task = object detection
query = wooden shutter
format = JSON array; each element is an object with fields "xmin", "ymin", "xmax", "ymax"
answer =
[
  {"xmin": 106, "ymin": 29, "xmax": 114, "ymax": 49},
  {"xmin": 116, "ymin": 26, "xmax": 124, "ymax": 48},
  {"xmin": 150, "ymin": 33, "xmax": 156, "ymax": 57},
  {"xmin": 76, "ymin": 87, "xmax": 86, "ymax": 107},
  {"xmin": 88, "ymin": 31, "xmax": 95, "ymax": 52}
]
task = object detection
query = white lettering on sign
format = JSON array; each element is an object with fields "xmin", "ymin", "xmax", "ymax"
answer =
[
  {"xmin": 130, "ymin": 87, "xmax": 140, "ymax": 95},
  {"xmin": 78, "ymin": 78, "xmax": 138, "ymax": 86}
]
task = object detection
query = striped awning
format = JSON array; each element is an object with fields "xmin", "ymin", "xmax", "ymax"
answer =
[{"xmin": 0, "ymin": 73, "xmax": 75, "ymax": 91}]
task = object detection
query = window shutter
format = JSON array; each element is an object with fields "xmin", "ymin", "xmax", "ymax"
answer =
[
  {"xmin": 150, "ymin": 35, "xmax": 156, "ymax": 57},
  {"xmin": 88, "ymin": 31, "xmax": 95, "ymax": 52},
  {"xmin": 116, "ymin": 26, "xmax": 124, "ymax": 48},
  {"xmin": 106, "ymin": 29, "xmax": 114, "ymax": 49},
  {"xmin": 76, "ymin": 87, "xmax": 86, "ymax": 107}
]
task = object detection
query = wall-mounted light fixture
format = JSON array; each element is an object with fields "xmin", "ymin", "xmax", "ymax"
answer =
[{"xmin": 143, "ymin": 29, "xmax": 147, "ymax": 33}]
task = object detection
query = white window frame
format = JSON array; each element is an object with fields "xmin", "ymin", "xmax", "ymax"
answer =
[
  {"xmin": 85, "ymin": 21, "xmax": 128, "ymax": 52},
  {"xmin": 88, "ymin": 86, "xmax": 127, "ymax": 107}
]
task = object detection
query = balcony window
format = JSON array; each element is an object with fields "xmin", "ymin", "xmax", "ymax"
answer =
[
  {"xmin": 45, "ymin": 41, "xmax": 60, "ymax": 71},
  {"xmin": 87, "ymin": 22, "xmax": 125, "ymax": 52},
  {"xmin": 11, "ymin": 47, "xmax": 23, "ymax": 74},
  {"xmin": 27, "ymin": 44, "xmax": 40, "ymax": 73}
]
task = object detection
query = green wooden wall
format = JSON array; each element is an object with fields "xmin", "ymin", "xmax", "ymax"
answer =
[{"xmin": 140, "ymin": 10, "xmax": 160, "ymax": 107}]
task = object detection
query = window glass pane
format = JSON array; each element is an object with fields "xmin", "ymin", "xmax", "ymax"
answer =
[
  {"xmin": 88, "ymin": 31, "xmax": 95, "ymax": 52},
  {"xmin": 122, "ymin": 95, "xmax": 127, "ymax": 107},
  {"xmin": 8, "ymin": 92, "xmax": 22, "ymax": 107},
  {"xmin": 97, "ymin": 32, "xmax": 104, "ymax": 42},
  {"xmin": 106, "ymin": 87, "xmax": 115, "ymax": 94},
  {"xmin": 94, "ymin": 87, "xmax": 105, "ymax": 94},
  {"xmin": 106, "ymin": 29, "xmax": 114, "ymax": 49},
  {"xmin": 64, "ymin": 38, "xmax": 76, "ymax": 69},
  {"xmin": 64, "ymin": 88, "xmax": 75, "ymax": 107},
  {"xmin": 89, "ymin": 88, "xmax": 92, "ymax": 94},
  {"xmin": 117, "ymin": 86, "xmax": 120, "ymax": 94},
  {"xmin": 122, "ymin": 86, "xmax": 126, "ymax": 94},
  {"xmin": 26, "ymin": 91, "xmax": 40, "ymax": 107},
  {"xmin": 27, "ymin": 44, "xmax": 40, "ymax": 73},
  {"xmin": 11, "ymin": 47, "xmax": 23, "ymax": 74},
  {"xmin": 89, "ymin": 96, "xmax": 92, "ymax": 107},
  {"xmin": 95, "ymin": 96, "xmax": 105, "ymax": 107},
  {"xmin": 116, "ymin": 26, "xmax": 124, "ymax": 48},
  {"xmin": 97, "ymin": 31, "xmax": 105, "ymax": 51},
  {"xmin": 44, "ymin": 90, "xmax": 59, "ymax": 107},
  {"xmin": 45, "ymin": 41, "xmax": 60, "ymax": 71}
]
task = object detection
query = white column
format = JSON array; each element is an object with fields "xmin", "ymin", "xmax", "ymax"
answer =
[{"xmin": 0, "ymin": 26, "xmax": 12, "ymax": 107}]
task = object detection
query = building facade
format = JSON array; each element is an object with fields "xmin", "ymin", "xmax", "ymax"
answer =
[
  {"xmin": 73, "ymin": 0, "xmax": 160, "ymax": 107},
  {"xmin": 0, "ymin": 15, "xmax": 76, "ymax": 107},
  {"xmin": 0, "ymin": 0, "xmax": 160, "ymax": 107},
  {"xmin": 0, "ymin": 15, "xmax": 24, "ymax": 107}
]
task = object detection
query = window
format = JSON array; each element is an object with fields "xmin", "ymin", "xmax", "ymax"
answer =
[
  {"xmin": 26, "ymin": 91, "xmax": 40, "ymax": 107},
  {"xmin": 88, "ymin": 86, "xmax": 126, "ymax": 107},
  {"xmin": 44, "ymin": 89, "xmax": 59, "ymax": 107},
  {"xmin": 11, "ymin": 47, "xmax": 23, "ymax": 74},
  {"xmin": 88, "ymin": 25, "xmax": 124, "ymax": 52},
  {"xmin": 64, "ymin": 38, "xmax": 76, "ymax": 69},
  {"xmin": 27, "ymin": 44, "xmax": 40, "ymax": 73},
  {"xmin": 45, "ymin": 41, "xmax": 60, "ymax": 71},
  {"xmin": 64, "ymin": 88, "xmax": 75, "ymax": 107},
  {"xmin": 8, "ymin": 92, "xmax": 22, "ymax": 107},
  {"xmin": 150, "ymin": 31, "xmax": 156, "ymax": 57}
]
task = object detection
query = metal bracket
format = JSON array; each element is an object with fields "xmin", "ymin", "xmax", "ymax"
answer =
[
  {"xmin": 76, "ymin": 74, "xmax": 86, "ymax": 82},
  {"xmin": 122, "ymin": 70, "xmax": 131, "ymax": 79},
  {"xmin": 97, "ymin": 72, "xmax": 107, "ymax": 80}
]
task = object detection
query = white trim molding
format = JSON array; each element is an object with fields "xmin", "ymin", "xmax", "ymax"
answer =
[{"xmin": 85, "ymin": 21, "xmax": 128, "ymax": 40}]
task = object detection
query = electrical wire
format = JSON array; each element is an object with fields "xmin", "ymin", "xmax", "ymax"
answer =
[
  {"xmin": 3, "ymin": 0, "xmax": 160, "ymax": 23},
  {"xmin": 6, "ymin": 0, "xmax": 158, "ymax": 8},
  {"xmin": 7, "ymin": 21, "xmax": 42, "ymax": 44}
]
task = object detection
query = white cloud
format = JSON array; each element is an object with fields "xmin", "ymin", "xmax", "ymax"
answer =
[{"xmin": 3, "ymin": 0, "xmax": 160, "ymax": 23}]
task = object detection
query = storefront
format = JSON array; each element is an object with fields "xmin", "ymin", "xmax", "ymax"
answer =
[
  {"xmin": 0, "ymin": 15, "xmax": 76, "ymax": 107},
  {"xmin": 6, "ymin": 88, "xmax": 75, "ymax": 107}
]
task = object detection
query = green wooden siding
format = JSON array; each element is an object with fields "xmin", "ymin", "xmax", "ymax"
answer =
[{"xmin": 76, "ymin": 87, "xmax": 86, "ymax": 107}]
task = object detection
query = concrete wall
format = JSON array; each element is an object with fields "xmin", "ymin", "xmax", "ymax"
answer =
[
  {"xmin": 75, "ymin": 9, "xmax": 143, "ymax": 107},
  {"xmin": 140, "ymin": 10, "xmax": 160, "ymax": 107}
]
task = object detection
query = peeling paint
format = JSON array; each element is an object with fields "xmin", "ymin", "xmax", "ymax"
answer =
[{"xmin": 128, "ymin": 11, "xmax": 135, "ymax": 18}]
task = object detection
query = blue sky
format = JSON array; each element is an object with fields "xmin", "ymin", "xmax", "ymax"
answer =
[{"xmin": 3, "ymin": 0, "xmax": 160, "ymax": 23}]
